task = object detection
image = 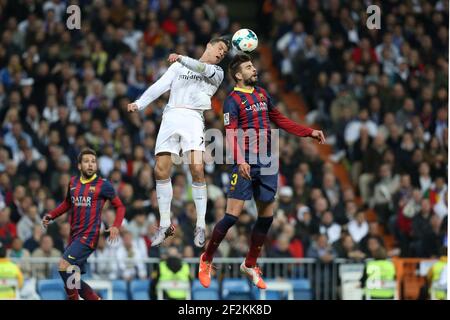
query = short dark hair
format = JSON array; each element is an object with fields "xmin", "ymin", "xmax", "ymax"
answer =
[
  {"xmin": 77, "ymin": 148, "xmax": 97, "ymax": 164},
  {"xmin": 228, "ymin": 53, "xmax": 252, "ymax": 82},
  {"xmin": 209, "ymin": 36, "xmax": 231, "ymax": 51}
]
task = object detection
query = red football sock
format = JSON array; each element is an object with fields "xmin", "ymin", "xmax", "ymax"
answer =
[
  {"xmin": 203, "ymin": 229, "xmax": 226, "ymax": 262},
  {"xmin": 59, "ymin": 270, "xmax": 79, "ymax": 300},
  {"xmin": 203, "ymin": 214, "xmax": 238, "ymax": 262},
  {"xmin": 65, "ymin": 288, "xmax": 79, "ymax": 300},
  {"xmin": 245, "ymin": 216, "xmax": 273, "ymax": 268},
  {"xmin": 79, "ymin": 280, "xmax": 101, "ymax": 300},
  {"xmin": 245, "ymin": 232, "xmax": 267, "ymax": 268}
]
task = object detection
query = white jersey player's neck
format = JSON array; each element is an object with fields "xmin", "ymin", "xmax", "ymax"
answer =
[{"xmin": 199, "ymin": 53, "xmax": 213, "ymax": 64}]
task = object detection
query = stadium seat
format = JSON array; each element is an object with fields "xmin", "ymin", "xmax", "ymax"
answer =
[
  {"xmin": 251, "ymin": 280, "xmax": 292, "ymax": 300},
  {"xmin": 191, "ymin": 279, "xmax": 220, "ymax": 300},
  {"xmin": 96, "ymin": 288, "xmax": 109, "ymax": 299},
  {"xmin": 49, "ymin": 265, "xmax": 60, "ymax": 279},
  {"xmin": 37, "ymin": 279, "xmax": 66, "ymax": 300},
  {"xmin": 221, "ymin": 279, "xmax": 252, "ymax": 300},
  {"xmin": 112, "ymin": 280, "xmax": 129, "ymax": 300},
  {"xmin": 82, "ymin": 264, "xmax": 93, "ymax": 279},
  {"xmin": 255, "ymin": 289, "xmax": 291, "ymax": 300},
  {"xmin": 130, "ymin": 279, "xmax": 150, "ymax": 300},
  {"xmin": 291, "ymin": 279, "xmax": 313, "ymax": 300}
]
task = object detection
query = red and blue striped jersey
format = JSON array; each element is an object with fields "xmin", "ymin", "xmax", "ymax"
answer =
[
  {"xmin": 48, "ymin": 174, "xmax": 125, "ymax": 249},
  {"xmin": 223, "ymin": 86, "xmax": 313, "ymax": 164}
]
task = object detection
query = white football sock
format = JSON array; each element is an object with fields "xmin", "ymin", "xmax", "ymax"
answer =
[
  {"xmin": 156, "ymin": 178, "xmax": 172, "ymax": 228},
  {"xmin": 192, "ymin": 182, "xmax": 207, "ymax": 229}
]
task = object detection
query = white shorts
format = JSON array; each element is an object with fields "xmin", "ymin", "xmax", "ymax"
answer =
[{"xmin": 155, "ymin": 107, "xmax": 205, "ymax": 155}]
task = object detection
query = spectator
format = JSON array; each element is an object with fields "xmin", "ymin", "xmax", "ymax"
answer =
[
  {"xmin": 6, "ymin": 237, "xmax": 31, "ymax": 278},
  {"xmin": 319, "ymin": 211, "xmax": 341, "ymax": 244},
  {"xmin": 278, "ymin": 186, "xmax": 295, "ymax": 215},
  {"xmin": 348, "ymin": 211, "xmax": 369, "ymax": 244},
  {"xmin": 269, "ymin": 234, "xmax": 294, "ymax": 258},
  {"xmin": 370, "ymin": 163, "xmax": 400, "ymax": 226},
  {"xmin": 8, "ymin": 185, "xmax": 26, "ymax": 224},
  {"xmin": 410, "ymin": 199, "xmax": 437, "ymax": 257},
  {"xmin": 360, "ymin": 221, "xmax": 385, "ymax": 256},
  {"xmin": 16, "ymin": 205, "xmax": 40, "ymax": 242},
  {"xmin": 307, "ymin": 234, "xmax": 336, "ymax": 263},
  {"xmin": 178, "ymin": 201, "xmax": 198, "ymax": 250},
  {"xmin": 52, "ymin": 222, "xmax": 71, "ymax": 254},
  {"xmin": 344, "ymin": 108, "xmax": 378, "ymax": 148},
  {"xmin": 276, "ymin": 20, "xmax": 306, "ymax": 58},
  {"xmin": 365, "ymin": 236, "xmax": 386, "ymax": 259},
  {"xmin": 0, "ymin": 207, "xmax": 17, "ymax": 249},
  {"xmin": 415, "ymin": 162, "xmax": 433, "ymax": 193},
  {"xmin": 115, "ymin": 230, "xmax": 147, "ymax": 281},
  {"xmin": 23, "ymin": 224, "xmax": 43, "ymax": 254},
  {"xmin": 30, "ymin": 234, "xmax": 61, "ymax": 279},
  {"xmin": 89, "ymin": 234, "xmax": 117, "ymax": 280},
  {"xmin": 295, "ymin": 206, "xmax": 319, "ymax": 248},
  {"xmin": 127, "ymin": 209, "xmax": 153, "ymax": 240},
  {"xmin": 321, "ymin": 172, "xmax": 343, "ymax": 217},
  {"xmin": 333, "ymin": 233, "xmax": 365, "ymax": 261}
]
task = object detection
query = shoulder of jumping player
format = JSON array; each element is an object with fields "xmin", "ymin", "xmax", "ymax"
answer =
[
  {"xmin": 224, "ymin": 91, "xmax": 241, "ymax": 110},
  {"xmin": 166, "ymin": 61, "xmax": 183, "ymax": 74},
  {"xmin": 209, "ymin": 64, "xmax": 224, "ymax": 81},
  {"xmin": 213, "ymin": 65, "xmax": 223, "ymax": 73},
  {"xmin": 254, "ymin": 86, "xmax": 269, "ymax": 97},
  {"xmin": 254, "ymin": 86, "xmax": 274, "ymax": 107}
]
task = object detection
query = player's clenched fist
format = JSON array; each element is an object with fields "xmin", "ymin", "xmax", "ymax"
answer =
[
  {"xmin": 41, "ymin": 214, "xmax": 52, "ymax": 228},
  {"xmin": 238, "ymin": 162, "xmax": 251, "ymax": 180},
  {"xmin": 168, "ymin": 53, "xmax": 181, "ymax": 63},
  {"xmin": 311, "ymin": 130, "xmax": 326, "ymax": 144},
  {"xmin": 127, "ymin": 102, "xmax": 139, "ymax": 112}
]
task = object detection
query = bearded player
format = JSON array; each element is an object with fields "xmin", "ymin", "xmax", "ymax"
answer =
[
  {"xmin": 198, "ymin": 54, "xmax": 325, "ymax": 289},
  {"xmin": 42, "ymin": 148, "xmax": 125, "ymax": 300}
]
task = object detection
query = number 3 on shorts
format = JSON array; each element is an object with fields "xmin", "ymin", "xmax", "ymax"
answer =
[{"xmin": 231, "ymin": 173, "xmax": 238, "ymax": 186}]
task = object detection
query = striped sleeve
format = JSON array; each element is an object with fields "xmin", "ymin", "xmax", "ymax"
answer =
[
  {"xmin": 48, "ymin": 178, "xmax": 73, "ymax": 219},
  {"xmin": 263, "ymin": 88, "xmax": 313, "ymax": 137},
  {"xmin": 101, "ymin": 179, "xmax": 125, "ymax": 228}
]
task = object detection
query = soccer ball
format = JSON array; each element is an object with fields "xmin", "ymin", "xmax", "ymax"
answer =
[{"xmin": 232, "ymin": 29, "xmax": 258, "ymax": 53}]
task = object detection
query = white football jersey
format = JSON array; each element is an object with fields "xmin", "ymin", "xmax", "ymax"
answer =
[{"xmin": 134, "ymin": 57, "xmax": 224, "ymax": 112}]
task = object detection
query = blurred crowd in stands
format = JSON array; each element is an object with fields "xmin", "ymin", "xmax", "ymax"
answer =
[{"xmin": 0, "ymin": 0, "xmax": 447, "ymax": 281}]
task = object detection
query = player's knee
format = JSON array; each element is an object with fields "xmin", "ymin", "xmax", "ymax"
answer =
[
  {"xmin": 155, "ymin": 161, "xmax": 170, "ymax": 180},
  {"xmin": 190, "ymin": 164, "xmax": 204, "ymax": 181},
  {"xmin": 59, "ymin": 258, "xmax": 70, "ymax": 271}
]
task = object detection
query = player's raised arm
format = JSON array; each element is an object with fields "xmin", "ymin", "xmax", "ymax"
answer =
[
  {"xmin": 167, "ymin": 37, "xmax": 229, "ymax": 87},
  {"xmin": 128, "ymin": 63, "xmax": 178, "ymax": 112},
  {"xmin": 42, "ymin": 181, "xmax": 73, "ymax": 227},
  {"xmin": 172, "ymin": 54, "xmax": 224, "ymax": 86},
  {"xmin": 265, "ymin": 90, "xmax": 326, "ymax": 144}
]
